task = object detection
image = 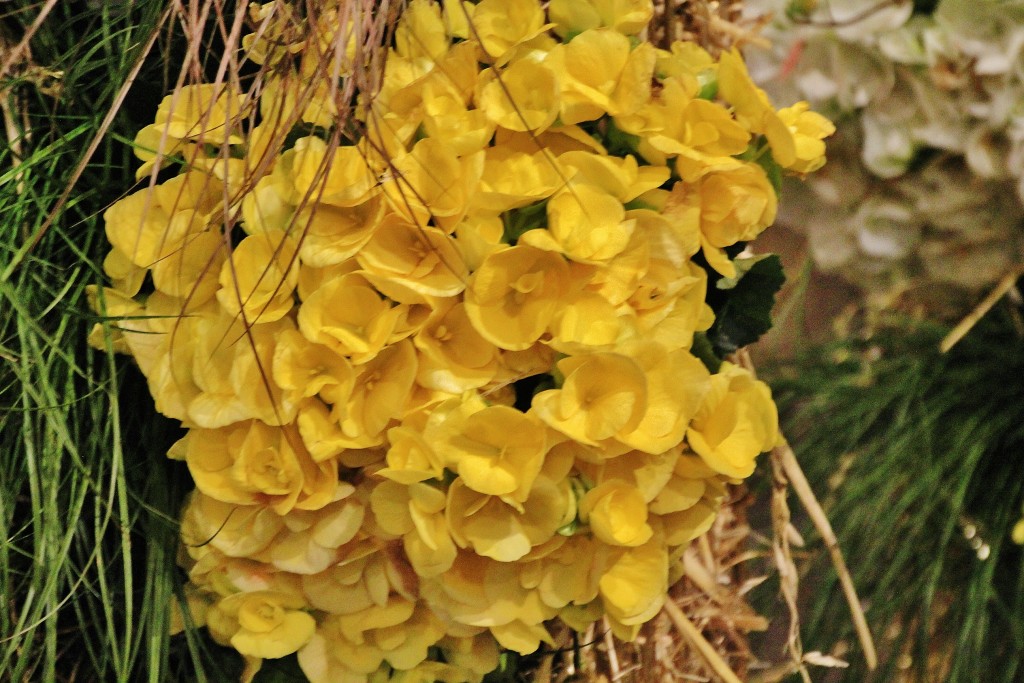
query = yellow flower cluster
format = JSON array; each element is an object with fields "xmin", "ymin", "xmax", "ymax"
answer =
[{"xmin": 90, "ymin": 1, "xmax": 829, "ymax": 680}]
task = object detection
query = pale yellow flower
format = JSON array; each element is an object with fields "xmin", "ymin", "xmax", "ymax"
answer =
[{"xmin": 686, "ymin": 362, "xmax": 779, "ymax": 479}]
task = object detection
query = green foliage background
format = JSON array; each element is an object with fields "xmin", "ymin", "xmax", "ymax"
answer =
[
  {"xmin": 770, "ymin": 304, "xmax": 1024, "ymax": 682},
  {"xmin": 0, "ymin": 2, "xmax": 203, "ymax": 680}
]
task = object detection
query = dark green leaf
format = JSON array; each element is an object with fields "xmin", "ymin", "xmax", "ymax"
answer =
[{"xmin": 706, "ymin": 254, "xmax": 785, "ymax": 355}]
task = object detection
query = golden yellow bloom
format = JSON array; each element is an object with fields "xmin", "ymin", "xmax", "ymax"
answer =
[
  {"xmin": 470, "ymin": 0, "xmax": 549, "ymax": 62},
  {"xmin": 446, "ymin": 475, "xmax": 570, "ymax": 561},
  {"xmin": 776, "ymin": 101, "xmax": 836, "ymax": 174},
  {"xmin": 339, "ymin": 340, "xmax": 419, "ymax": 444},
  {"xmin": 668, "ymin": 165, "xmax": 778, "ymax": 277},
  {"xmin": 717, "ymin": 49, "xmax": 797, "ymax": 168},
  {"xmin": 686, "ymin": 362, "xmax": 779, "ymax": 479},
  {"xmin": 423, "ymin": 552, "xmax": 557, "ymax": 654},
  {"xmin": 297, "ymin": 598, "xmax": 446, "ymax": 680},
  {"xmin": 474, "ymin": 145, "xmax": 565, "ymax": 213},
  {"xmin": 395, "ymin": 0, "xmax": 450, "ymax": 61},
  {"xmin": 385, "ymin": 138, "xmax": 483, "ymax": 230},
  {"xmin": 371, "ymin": 480, "xmax": 458, "ymax": 577},
  {"xmin": 613, "ymin": 342, "xmax": 711, "ymax": 454},
  {"xmin": 262, "ymin": 490, "xmax": 367, "ymax": 575},
  {"xmin": 414, "ymin": 301, "xmax": 499, "ymax": 393},
  {"xmin": 435, "ymin": 401, "xmax": 548, "ymax": 501},
  {"xmin": 357, "ymin": 214, "xmax": 467, "ymax": 298},
  {"xmin": 464, "ymin": 245, "xmax": 571, "ymax": 351},
  {"xmin": 179, "ymin": 492, "xmax": 286, "ymax": 561},
  {"xmin": 558, "ymin": 151, "xmax": 669, "ymax": 203},
  {"xmin": 208, "ymin": 590, "xmax": 316, "ymax": 660},
  {"xmin": 379, "ymin": 421, "xmax": 446, "ymax": 484},
  {"xmin": 422, "ymin": 85, "xmax": 496, "ymax": 157},
  {"xmin": 294, "ymin": 198, "xmax": 385, "ymax": 269},
  {"xmin": 104, "ymin": 171, "xmax": 221, "ymax": 269},
  {"xmin": 476, "ymin": 59, "xmax": 560, "ymax": 134},
  {"xmin": 217, "ymin": 229, "xmax": 299, "ymax": 324},
  {"xmin": 521, "ymin": 186, "xmax": 635, "ymax": 263},
  {"xmin": 548, "ymin": 0, "xmax": 654, "ymax": 37},
  {"xmin": 301, "ymin": 545, "xmax": 417, "ymax": 616},
  {"xmin": 292, "ymin": 136, "xmax": 381, "ymax": 208},
  {"xmin": 185, "ymin": 420, "xmax": 338, "ymax": 515},
  {"xmin": 580, "ymin": 479, "xmax": 653, "ymax": 547},
  {"xmin": 531, "ymin": 352, "xmax": 647, "ymax": 448},
  {"xmin": 599, "ymin": 538, "xmax": 667, "ymax": 639},
  {"xmin": 271, "ymin": 328, "xmax": 354, "ymax": 406},
  {"xmin": 132, "ymin": 84, "xmax": 246, "ymax": 178},
  {"xmin": 297, "ymin": 273, "xmax": 404, "ymax": 364},
  {"xmin": 547, "ymin": 29, "xmax": 655, "ymax": 124}
]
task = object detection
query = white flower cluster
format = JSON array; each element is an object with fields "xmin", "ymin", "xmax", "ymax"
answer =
[{"xmin": 744, "ymin": 0, "xmax": 1024, "ymax": 303}]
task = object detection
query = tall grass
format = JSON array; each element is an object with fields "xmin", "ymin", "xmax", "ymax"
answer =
[
  {"xmin": 769, "ymin": 304, "xmax": 1024, "ymax": 682},
  {"xmin": 0, "ymin": 2, "xmax": 197, "ymax": 680}
]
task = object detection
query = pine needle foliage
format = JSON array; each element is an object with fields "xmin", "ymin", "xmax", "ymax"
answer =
[
  {"xmin": 769, "ymin": 302, "xmax": 1024, "ymax": 682},
  {"xmin": 0, "ymin": 2, "xmax": 194, "ymax": 680}
]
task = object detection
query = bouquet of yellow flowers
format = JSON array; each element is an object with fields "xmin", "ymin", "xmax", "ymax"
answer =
[{"xmin": 88, "ymin": 1, "xmax": 832, "ymax": 680}]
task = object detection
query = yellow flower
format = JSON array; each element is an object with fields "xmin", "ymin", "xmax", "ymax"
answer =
[
  {"xmin": 650, "ymin": 452, "xmax": 727, "ymax": 546},
  {"xmin": 558, "ymin": 151, "xmax": 670, "ymax": 203},
  {"xmin": 435, "ymin": 401, "xmax": 548, "ymax": 501},
  {"xmin": 668, "ymin": 165, "xmax": 778, "ymax": 278},
  {"xmin": 580, "ymin": 479, "xmax": 653, "ymax": 547},
  {"xmin": 523, "ymin": 185, "xmax": 635, "ymax": 263},
  {"xmin": 599, "ymin": 538, "xmax": 667, "ymax": 639},
  {"xmin": 379, "ymin": 421, "xmax": 446, "ymax": 484},
  {"xmin": 612, "ymin": 342, "xmax": 711, "ymax": 454},
  {"xmin": 357, "ymin": 214, "xmax": 468, "ymax": 299},
  {"xmin": 776, "ymin": 101, "xmax": 836, "ymax": 174},
  {"xmin": 717, "ymin": 48, "xmax": 797, "ymax": 168},
  {"xmin": 474, "ymin": 145, "xmax": 565, "ymax": 213},
  {"xmin": 297, "ymin": 598, "xmax": 447, "ymax": 680},
  {"xmin": 208, "ymin": 590, "xmax": 316, "ymax": 660},
  {"xmin": 549, "ymin": 293, "xmax": 627, "ymax": 353},
  {"xmin": 627, "ymin": 256, "xmax": 713, "ymax": 351},
  {"xmin": 292, "ymin": 136, "xmax": 381, "ymax": 208},
  {"xmin": 384, "ymin": 138, "xmax": 484, "ymax": 230},
  {"xmin": 423, "ymin": 552, "xmax": 557, "ymax": 654},
  {"xmin": 294, "ymin": 197, "xmax": 385, "ymax": 269},
  {"xmin": 179, "ymin": 492, "xmax": 286, "ymax": 560},
  {"xmin": 104, "ymin": 171, "xmax": 221, "ymax": 269},
  {"xmin": 339, "ymin": 340, "xmax": 419, "ymax": 445},
  {"xmin": 217, "ymin": 229, "xmax": 299, "ymax": 324},
  {"xmin": 422, "ymin": 85, "xmax": 496, "ymax": 157},
  {"xmin": 470, "ymin": 0, "xmax": 549, "ymax": 62},
  {"xmin": 446, "ymin": 475, "xmax": 570, "ymax": 561},
  {"xmin": 150, "ymin": 230, "xmax": 225, "ymax": 302},
  {"xmin": 476, "ymin": 58, "xmax": 560, "ymax": 134},
  {"xmin": 371, "ymin": 479, "xmax": 458, "ymax": 577},
  {"xmin": 297, "ymin": 272, "xmax": 405, "ymax": 364},
  {"xmin": 464, "ymin": 245, "xmax": 571, "ymax": 351},
  {"xmin": 301, "ymin": 546, "xmax": 413, "ymax": 612},
  {"xmin": 413, "ymin": 301, "xmax": 499, "ymax": 393},
  {"xmin": 546, "ymin": 29, "xmax": 655, "ymax": 123},
  {"xmin": 548, "ymin": 0, "xmax": 654, "ymax": 37},
  {"xmin": 132, "ymin": 84, "xmax": 246, "ymax": 178},
  {"xmin": 271, "ymin": 328, "xmax": 354, "ymax": 405},
  {"xmin": 395, "ymin": 0, "xmax": 450, "ymax": 61},
  {"xmin": 531, "ymin": 352, "xmax": 647, "ymax": 447},
  {"xmin": 262, "ymin": 489, "xmax": 368, "ymax": 575},
  {"xmin": 686, "ymin": 362, "xmax": 779, "ymax": 479},
  {"xmin": 185, "ymin": 420, "xmax": 339, "ymax": 515}
]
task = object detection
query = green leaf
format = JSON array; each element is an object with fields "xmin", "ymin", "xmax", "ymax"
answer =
[
  {"xmin": 706, "ymin": 254, "xmax": 785, "ymax": 356},
  {"xmin": 501, "ymin": 200, "xmax": 549, "ymax": 245}
]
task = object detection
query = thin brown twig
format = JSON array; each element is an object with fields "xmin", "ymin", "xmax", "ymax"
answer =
[
  {"xmin": 940, "ymin": 263, "xmax": 1024, "ymax": 353},
  {"xmin": 777, "ymin": 441, "xmax": 878, "ymax": 671}
]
